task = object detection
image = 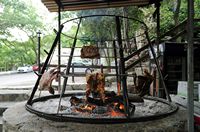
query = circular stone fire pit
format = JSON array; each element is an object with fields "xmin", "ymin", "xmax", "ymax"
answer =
[
  {"xmin": 3, "ymin": 15, "xmax": 186, "ymax": 131},
  {"xmin": 25, "ymin": 92, "xmax": 178, "ymax": 124},
  {"xmin": 3, "ymin": 93, "xmax": 187, "ymax": 132}
]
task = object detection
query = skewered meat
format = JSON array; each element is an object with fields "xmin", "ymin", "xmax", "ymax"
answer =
[
  {"xmin": 86, "ymin": 72, "xmax": 105, "ymax": 102},
  {"xmin": 130, "ymin": 69, "xmax": 154, "ymax": 97},
  {"xmin": 39, "ymin": 67, "xmax": 59, "ymax": 94},
  {"xmin": 81, "ymin": 45, "xmax": 100, "ymax": 59}
]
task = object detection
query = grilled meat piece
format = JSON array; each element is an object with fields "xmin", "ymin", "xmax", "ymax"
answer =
[
  {"xmin": 39, "ymin": 67, "xmax": 59, "ymax": 94},
  {"xmin": 81, "ymin": 45, "xmax": 100, "ymax": 59},
  {"xmin": 131, "ymin": 69, "xmax": 154, "ymax": 97},
  {"xmin": 86, "ymin": 72, "xmax": 105, "ymax": 102}
]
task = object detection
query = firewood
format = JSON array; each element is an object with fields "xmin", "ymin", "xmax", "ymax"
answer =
[{"xmin": 70, "ymin": 96, "xmax": 84, "ymax": 106}]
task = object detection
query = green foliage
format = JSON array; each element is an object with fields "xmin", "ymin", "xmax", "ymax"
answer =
[
  {"xmin": 159, "ymin": 0, "xmax": 192, "ymax": 35},
  {"xmin": 160, "ymin": 1, "xmax": 175, "ymax": 34},
  {"xmin": 73, "ymin": 7, "xmax": 143, "ymax": 42},
  {"xmin": 0, "ymin": 0, "xmax": 199, "ymax": 71},
  {"xmin": 0, "ymin": 0, "xmax": 45, "ymax": 70},
  {"xmin": 0, "ymin": 39, "xmax": 35, "ymax": 70}
]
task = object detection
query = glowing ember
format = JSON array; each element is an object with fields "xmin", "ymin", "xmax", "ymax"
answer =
[
  {"xmin": 71, "ymin": 99, "xmax": 127, "ymax": 117},
  {"xmin": 119, "ymin": 104, "xmax": 124, "ymax": 110},
  {"xmin": 73, "ymin": 103, "xmax": 126, "ymax": 117},
  {"xmin": 110, "ymin": 109, "xmax": 125, "ymax": 117},
  {"xmin": 80, "ymin": 104, "xmax": 96, "ymax": 111},
  {"xmin": 113, "ymin": 102, "xmax": 125, "ymax": 112}
]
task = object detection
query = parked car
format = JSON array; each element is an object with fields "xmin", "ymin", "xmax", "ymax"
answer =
[
  {"xmin": 32, "ymin": 63, "xmax": 44, "ymax": 71},
  {"xmin": 17, "ymin": 65, "xmax": 32, "ymax": 73},
  {"xmin": 32, "ymin": 64, "xmax": 39, "ymax": 71},
  {"xmin": 71, "ymin": 61, "xmax": 87, "ymax": 73},
  {"xmin": 72, "ymin": 59, "xmax": 91, "ymax": 66}
]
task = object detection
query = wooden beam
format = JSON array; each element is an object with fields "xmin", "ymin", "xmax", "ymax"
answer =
[{"xmin": 41, "ymin": 0, "xmax": 151, "ymax": 12}]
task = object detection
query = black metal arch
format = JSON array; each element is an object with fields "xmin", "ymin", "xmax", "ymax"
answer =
[
  {"xmin": 25, "ymin": 93, "xmax": 178, "ymax": 124},
  {"xmin": 26, "ymin": 15, "xmax": 172, "ymax": 122},
  {"xmin": 60, "ymin": 14, "xmax": 148, "ymax": 42}
]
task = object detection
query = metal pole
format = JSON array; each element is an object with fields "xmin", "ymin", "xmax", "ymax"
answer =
[
  {"xmin": 187, "ymin": 0, "xmax": 194, "ymax": 131},
  {"xmin": 27, "ymin": 25, "xmax": 64, "ymax": 105},
  {"xmin": 58, "ymin": 4, "xmax": 61, "ymax": 93},
  {"xmin": 145, "ymin": 31, "xmax": 171, "ymax": 102},
  {"xmin": 37, "ymin": 31, "xmax": 41, "ymax": 74},
  {"xmin": 156, "ymin": 2, "xmax": 161, "ymax": 97},
  {"xmin": 62, "ymin": 17, "xmax": 82, "ymax": 94},
  {"xmin": 72, "ymin": 63, "xmax": 75, "ymax": 83},
  {"xmin": 113, "ymin": 41, "xmax": 121, "ymax": 95},
  {"xmin": 156, "ymin": 2, "xmax": 160, "ymax": 52},
  {"xmin": 115, "ymin": 16, "xmax": 130, "ymax": 117},
  {"xmin": 57, "ymin": 18, "xmax": 82, "ymax": 113}
]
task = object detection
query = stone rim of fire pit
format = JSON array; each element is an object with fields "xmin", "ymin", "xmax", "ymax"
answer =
[{"xmin": 25, "ymin": 92, "xmax": 178, "ymax": 124}]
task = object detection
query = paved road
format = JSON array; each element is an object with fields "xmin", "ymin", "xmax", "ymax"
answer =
[
  {"xmin": 0, "ymin": 72, "xmax": 37, "ymax": 88},
  {"xmin": 0, "ymin": 71, "xmax": 86, "ymax": 89}
]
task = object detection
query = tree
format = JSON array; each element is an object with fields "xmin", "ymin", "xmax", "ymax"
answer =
[{"xmin": 0, "ymin": 0, "xmax": 46, "ymax": 69}]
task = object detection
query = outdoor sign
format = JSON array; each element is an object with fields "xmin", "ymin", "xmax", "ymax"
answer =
[{"xmin": 178, "ymin": 81, "xmax": 200, "ymax": 101}]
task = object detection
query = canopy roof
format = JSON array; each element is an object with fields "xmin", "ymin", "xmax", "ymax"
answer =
[{"xmin": 41, "ymin": 0, "xmax": 158, "ymax": 12}]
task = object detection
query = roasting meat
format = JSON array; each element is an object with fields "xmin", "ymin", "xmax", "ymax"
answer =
[
  {"xmin": 39, "ymin": 67, "xmax": 59, "ymax": 94},
  {"xmin": 130, "ymin": 69, "xmax": 154, "ymax": 97},
  {"xmin": 81, "ymin": 45, "xmax": 100, "ymax": 59},
  {"xmin": 86, "ymin": 72, "xmax": 105, "ymax": 102}
]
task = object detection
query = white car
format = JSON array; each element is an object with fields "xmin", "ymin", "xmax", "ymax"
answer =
[{"xmin": 17, "ymin": 66, "xmax": 32, "ymax": 73}]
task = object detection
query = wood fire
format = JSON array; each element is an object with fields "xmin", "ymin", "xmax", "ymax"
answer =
[
  {"xmin": 58, "ymin": 70, "xmax": 152, "ymax": 117},
  {"xmin": 69, "ymin": 95, "xmax": 127, "ymax": 117},
  {"xmin": 109, "ymin": 109, "xmax": 125, "ymax": 117}
]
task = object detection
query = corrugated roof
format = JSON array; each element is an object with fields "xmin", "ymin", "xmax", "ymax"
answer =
[{"xmin": 41, "ymin": 0, "xmax": 157, "ymax": 12}]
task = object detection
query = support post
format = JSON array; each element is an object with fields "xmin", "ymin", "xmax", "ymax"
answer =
[
  {"xmin": 115, "ymin": 16, "xmax": 130, "ymax": 117},
  {"xmin": 72, "ymin": 63, "xmax": 75, "ymax": 83},
  {"xmin": 113, "ymin": 41, "xmax": 121, "ymax": 95},
  {"xmin": 62, "ymin": 17, "xmax": 82, "ymax": 93},
  {"xmin": 58, "ymin": 3, "xmax": 61, "ymax": 92},
  {"xmin": 37, "ymin": 31, "xmax": 41, "ymax": 74},
  {"xmin": 187, "ymin": 0, "xmax": 194, "ymax": 131},
  {"xmin": 155, "ymin": 1, "xmax": 162, "ymax": 97},
  {"xmin": 145, "ymin": 31, "xmax": 171, "ymax": 102},
  {"xmin": 57, "ymin": 18, "xmax": 82, "ymax": 113},
  {"xmin": 156, "ymin": 2, "xmax": 161, "ymax": 51}
]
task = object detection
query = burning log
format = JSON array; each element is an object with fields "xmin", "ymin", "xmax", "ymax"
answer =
[
  {"xmin": 128, "ymin": 93, "xmax": 144, "ymax": 102},
  {"xmin": 86, "ymin": 72, "xmax": 105, "ymax": 102},
  {"xmin": 39, "ymin": 67, "xmax": 59, "ymax": 94},
  {"xmin": 69, "ymin": 90, "xmax": 143, "ymax": 107},
  {"xmin": 69, "ymin": 93, "xmax": 137, "ymax": 116},
  {"xmin": 104, "ymin": 91, "xmax": 117, "ymax": 97},
  {"xmin": 75, "ymin": 104, "xmax": 96, "ymax": 113},
  {"xmin": 70, "ymin": 96, "xmax": 84, "ymax": 106},
  {"xmin": 87, "ymin": 94, "xmax": 143, "ymax": 106}
]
